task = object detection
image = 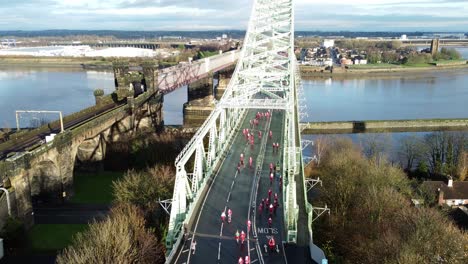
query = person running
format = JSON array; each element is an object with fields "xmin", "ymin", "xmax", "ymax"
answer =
[
  {"xmin": 191, "ymin": 240, "xmax": 197, "ymax": 255},
  {"xmin": 270, "ymin": 173, "xmax": 274, "ymax": 185},
  {"xmin": 249, "ymin": 156, "xmax": 253, "ymax": 169},
  {"xmin": 228, "ymin": 208, "xmax": 233, "ymax": 223},
  {"xmin": 247, "ymin": 220, "xmax": 252, "ymax": 233},
  {"xmin": 240, "ymin": 153, "xmax": 244, "ymax": 166},
  {"xmin": 235, "ymin": 230, "xmax": 240, "ymax": 243},
  {"xmin": 258, "ymin": 130, "xmax": 262, "ymax": 139},
  {"xmin": 268, "ymin": 217, "xmax": 272, "ymax": 227},
  {"xmin": 268, "ymin": 237, "xmax": 276, "ymax": 251},
  {"xmin": 240, "ymin": 230, "xmax": 246, "ymax": 244},
  {"xmin": 238, "ymin": 257, "xmax": 244, "ymax": 264},
  {"xmin": 268, "ymin": 189, "xmax": 272, "ymax": 199},
  {"xmin": 269, "ymin": 162, "xmax": 273, "ymax": 173},
  {"xmin": 269, "ymin": 204, "xmax": 274, "ymax": 216},
  {"xmin": 245, "ymin": 255, "xmax": 250, "ymax": 264},
  {"xmin": 221, "ymin": 211, "xmax": 226, "ymax": 222},
  {"xmin": 258, "ymin": 203, "xmax": 263, "ymax": 214}
]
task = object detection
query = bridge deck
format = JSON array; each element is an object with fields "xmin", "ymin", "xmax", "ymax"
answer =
[{"xmin": 173, "ymin": 108, "xmax": 293, "ymax": 264}]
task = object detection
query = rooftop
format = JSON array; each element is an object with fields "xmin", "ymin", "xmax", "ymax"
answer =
[{"xmin": 422, "ymin": 181, "xmax": 468, "ymax": 200}]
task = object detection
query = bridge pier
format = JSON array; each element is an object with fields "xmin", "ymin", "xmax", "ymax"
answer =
[
  {"xmin": 183, "ymin": 77, "xmax": 215, "ymax": 127},
  {"xmin": 214, "ymin": 67, "xmax": 234, "ymax": 100}
]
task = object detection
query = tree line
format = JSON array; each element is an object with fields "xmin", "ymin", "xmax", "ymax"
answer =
[{"xmin": 309, "ymin": 137, "xmax": 468, "ymax": 263}]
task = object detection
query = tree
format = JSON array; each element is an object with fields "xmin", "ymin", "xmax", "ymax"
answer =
[
  {"xmin": 398, "ymin": 135, "xmax": 425, "ymax": 172},
  {"xmin": 113, "ymin": 165, "xmax": 175, "ymax": 212},
  {"xmin": 314, "ymin": 135, "xmax": 329, "ymax": 166},
  {"xmin": 366, "ymin": 49, "xmax": 382, "ymax": 64},
  {"xmin": 57, "ymin": 204, "xmax": 165, "ymax": 264},
  {"xmin": 311, "ymin": 137, "xmax": 468, "ymax": 263},
  {"xmin": 381, "ymin": 51, "xmax": 399, "ymax": 64}
]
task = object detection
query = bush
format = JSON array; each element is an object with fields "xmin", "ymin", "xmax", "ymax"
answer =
[
  {"xmin": 56, "ymin": 204, "xmax": 165, "ymax": 264},
  {"xmin": 406, "ymin": 53, "xmax": 433, "ymax": 64},
  {"xmin": 112, "ymin": 165, "xmax": 175, "ymax": 211},
  {"xmin": 93, "ymin": 89, "xmax": 104, "ymax": 97}
]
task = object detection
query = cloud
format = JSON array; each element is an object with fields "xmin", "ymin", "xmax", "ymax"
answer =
[{"xmin": 0, "ymin": 0, "xmax": 466, "ymax": 31}]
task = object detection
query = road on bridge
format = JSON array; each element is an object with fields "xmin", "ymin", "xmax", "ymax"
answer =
[{"xmin": 174, "ymin": 108, "xmax": 288, "ymax": 264}]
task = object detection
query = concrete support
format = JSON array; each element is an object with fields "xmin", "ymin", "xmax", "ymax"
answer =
[
  {"xmin": 431, "ymin": 38, "xmax": 440, "ymax": 56},
  {"xmin": 183, "ymin": 77, "xmax": 215, "ymax": 127},
  {"xmin": 215, "ymin": 68, "xmax": 234, "ymax": 100}
]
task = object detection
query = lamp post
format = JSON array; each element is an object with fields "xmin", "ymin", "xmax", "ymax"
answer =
[{"xmin": 0, "ymin": 188, "xmax": 11, "ymax": 216}]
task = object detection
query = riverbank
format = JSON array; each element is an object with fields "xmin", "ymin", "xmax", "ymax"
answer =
[
  {"xmin": 0, "ymin": 56, "xmax": 113, "ymax": 69},
  {"xmin": 300, "ymin": 61, "xmax": 468, "ymax": 77},
  {"xmin": 302, "ymin": 118, "xmax": 468, "ymax": 134}
]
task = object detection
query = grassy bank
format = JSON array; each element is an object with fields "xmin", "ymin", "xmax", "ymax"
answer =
[
  {"xmin": 0, "ymin": 56, "xmax": 112, "ymax": 69},
  {"xmin": 301, "ymin": 61, "xmax": 468, "ymax": 77},
  {"xmin": 71, "ymin": 171, "xmax": 123, "ymax": 204},
  {"xmin": 28, "ymin": 224, "xmax": 88, "ymax": 252}
]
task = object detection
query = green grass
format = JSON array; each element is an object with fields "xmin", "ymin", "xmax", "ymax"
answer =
[
  {"xmin": 402, "ymin": 63, "xmax": 434, "ymax": 68},
  {"xmin": 71, "ymin": 171, "xmax": 123, "ymax": 204},
  {"xmin": 28, "ymin": 224, "xmax": 87, "ymax": 252},
  {"xmin": 347, "ymin": 63, "xmax": 400, "ymax": 69}
]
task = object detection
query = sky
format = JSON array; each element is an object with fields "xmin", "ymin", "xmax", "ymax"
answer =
[{"xmin": 0, "ymin": 0, "xmax": 467, "ymax": 31}]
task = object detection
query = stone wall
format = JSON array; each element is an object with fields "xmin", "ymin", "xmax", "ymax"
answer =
[
  {"xmin": 0, "ymin": 92, "xmax": 164, "ymax": 224},
  {"xmin": 302, "ymin": 118, "xmax": 468, "ymax": 134}
]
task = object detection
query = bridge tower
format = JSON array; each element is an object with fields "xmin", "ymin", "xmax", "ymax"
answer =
[{"xmin": 166, "ymin": 0, "xmax": 311, "ymax": 259}]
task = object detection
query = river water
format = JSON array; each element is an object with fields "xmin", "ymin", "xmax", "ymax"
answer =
[
  {"xmin": 303, "ymin": 68, "xmax": 468, "ymax": 122},
  {"xmin": 1, "ymin": 52, "xmax": 468, "ymax": 127},
  {"xmin": 0, "ymin": 67, "xmax": 115, "ymax": 128}
]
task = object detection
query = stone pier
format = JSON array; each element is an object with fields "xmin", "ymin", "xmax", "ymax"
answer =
[
  {"xmin": 183, "ymin": 77, "xmax": 215, "ymax": 127},
  {"xmin": 215, "ymin": 67, "xmax": 234, "ymax": 100}
]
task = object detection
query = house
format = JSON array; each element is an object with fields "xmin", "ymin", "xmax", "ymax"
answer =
[{"xmin": 422, "ymin": 178, "xmax": 468, "ymax": 206}]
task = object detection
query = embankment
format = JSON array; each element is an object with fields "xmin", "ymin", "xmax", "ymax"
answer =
[
  {"xmin": 0, "ymin": 56, "xmax": 112, "ymax": 69},
  {"xmin": 300, "ymin": 62, "xmax": 468, "ymax": 77},
  {"xmin": 302, "ymin": 118, "xmax": 468, "ymax": 134}
]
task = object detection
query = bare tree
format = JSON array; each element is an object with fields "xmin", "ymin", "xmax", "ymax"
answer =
[
  {"xmin": 398, "ymin": 135, "xmax": 425, "ymax": 171},
  {"xmin": 57, "ymin": 203, "xmax": 165, "ymax": 264},
  {"xmin": 314, "ymin": 135, "xmax": 329, "ymax": 166}
]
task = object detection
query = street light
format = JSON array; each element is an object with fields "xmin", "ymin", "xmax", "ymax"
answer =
[{"xmin": 0, "ymin": 188, "xmax": 11, "ymax": 216}]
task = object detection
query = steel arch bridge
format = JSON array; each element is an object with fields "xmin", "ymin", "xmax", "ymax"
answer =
[{"xmin": 166, "ymin": 0, "xmax": 313, "ymax": 262}]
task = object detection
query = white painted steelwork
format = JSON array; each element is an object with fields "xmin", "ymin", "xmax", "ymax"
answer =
[{"xmin": 166, "ymin": 0, "xmax": 302, "ymax": 255}]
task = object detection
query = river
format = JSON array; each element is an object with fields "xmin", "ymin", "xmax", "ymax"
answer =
[
  {"xmin": 303, "ymin": 68, "xmax": 468, "ymax": 122},
  {"xmin": 1, "ymin": 59, "xmax": 468, "ymax": 127},
  {"xmin": 0, "ymin": 67, "xmax": 115, "ymax": 128}
]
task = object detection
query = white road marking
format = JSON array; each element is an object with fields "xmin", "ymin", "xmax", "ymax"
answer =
[{"xmin": 218, "ymin": 242, "xmax": 221, "ymax": 260}]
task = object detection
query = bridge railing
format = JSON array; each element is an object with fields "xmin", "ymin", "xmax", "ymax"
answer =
[{"xmin": 158, "ymin": 50, "xmax": 240, "ymax": 93}]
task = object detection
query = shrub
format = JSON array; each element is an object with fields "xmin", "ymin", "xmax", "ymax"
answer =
[
  {"xmin": 93, "ymin": 89, "xmax": 104, "ymax": 97},
  {"xmin": 56, "ymin": 204, "xmax": 165, "ymax": 264},
  {"xmin": 112, "ymin": 165, "xmax": 175, "ymax": 212}
]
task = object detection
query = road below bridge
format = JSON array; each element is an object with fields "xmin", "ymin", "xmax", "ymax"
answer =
[{"xmin": 172, "ymin": 107, "xmax": 305, "ymax": 264}]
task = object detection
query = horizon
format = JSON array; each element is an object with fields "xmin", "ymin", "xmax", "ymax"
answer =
[{"xmin": 1, "ymin": 0, "xmax": 467, "ymax": 32}]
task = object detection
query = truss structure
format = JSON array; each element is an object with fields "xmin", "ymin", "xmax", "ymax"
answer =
[{"xmin": 166, "ymin": 0, "xmax": 301, "ymax": 254}]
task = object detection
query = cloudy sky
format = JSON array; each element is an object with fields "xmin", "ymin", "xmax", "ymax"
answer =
[{"xmin": 0, "ymin": 0, "xmax": 467, "ymax": 31}]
